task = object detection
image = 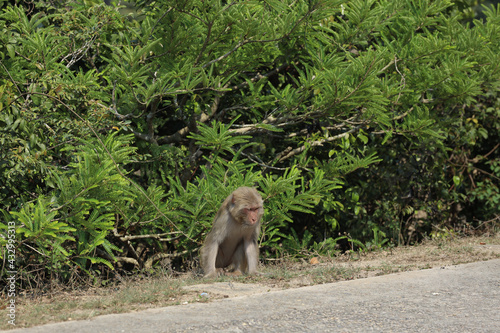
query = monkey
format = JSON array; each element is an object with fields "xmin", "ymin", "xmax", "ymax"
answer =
[{"xmin": 200, "ymin": 187, "xmax": 263, "ymax": 278}]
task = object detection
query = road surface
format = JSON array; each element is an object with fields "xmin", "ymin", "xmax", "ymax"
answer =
[{"xmin": 7, "ymin": 259, "xmax": 500, "ymax": 332}]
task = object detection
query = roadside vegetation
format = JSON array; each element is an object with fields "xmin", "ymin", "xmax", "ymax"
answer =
[
  {"xmin": 2, "ymin": 235, "xmax": 499, "ymax": 329},
  {"xmin": 1, "ymin": 0, "xmax": 499, "ymax": 305}
]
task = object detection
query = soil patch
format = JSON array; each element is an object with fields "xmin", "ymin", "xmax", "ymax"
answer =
[{"xmin": 3, "ymin": 235, "xmax": 499, "ymax": 330}]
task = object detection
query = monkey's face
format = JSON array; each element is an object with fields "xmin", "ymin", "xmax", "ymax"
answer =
[
  {"xmin": 242, "ymin": 206, "xmax": 262, "ymax": 225},
  {"xmin": 229, "ymin": 186, "xmax": 264, "ymax": 226}
]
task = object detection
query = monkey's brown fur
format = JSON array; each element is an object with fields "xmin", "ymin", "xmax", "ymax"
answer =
[{"xmin": 201, "ymin": 187, "xmax": 263, "ymax": 277}]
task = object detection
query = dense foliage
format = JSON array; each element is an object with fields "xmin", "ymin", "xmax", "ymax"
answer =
[{"xmin": 1, "ymin": 0, "xmax": 499, "ymax": 287}]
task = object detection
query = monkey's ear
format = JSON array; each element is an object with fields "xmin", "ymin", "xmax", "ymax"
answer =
[{"xmin": 231, "ymin": 194, "xmax": 236, "ymax": 205}]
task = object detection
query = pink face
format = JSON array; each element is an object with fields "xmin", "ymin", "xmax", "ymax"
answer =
[{"xmin": 243, "ymin": 206, "xmax": 262, "ymax": 225}]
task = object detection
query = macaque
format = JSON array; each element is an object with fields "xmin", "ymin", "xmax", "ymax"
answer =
[{"xmin": 201, "ymin": 187, "xmax": 263, "ymax": 277}]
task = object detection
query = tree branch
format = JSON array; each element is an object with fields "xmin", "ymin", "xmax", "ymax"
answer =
[
  {"xmin": 277, "ymin": 125, "xmax": 363, "ymax": 162},
  {"xmin": 115, "ymin": 231, "xmax": 182, "ymax": 242},
  {"xmin": 143, "ymin": 249, "xmax": 195, "ymax": 269}
]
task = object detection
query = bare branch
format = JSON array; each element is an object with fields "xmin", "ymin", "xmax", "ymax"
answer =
[
  {"xmin": 115, "ymin": 256, "xmax": 140, "ymax": 266},
  {"xmin": 116, "ymin": 232, "xmax": 182, "ymax": 242},
  {"xmin": 62, "ymin": 34, "xmax": 98, "ymax": 69},
  {"xmin": 144, "ymin": 249, "xmax": 195, "ymax": 269},
  {"xmin": 278, "ymin": 125, "xmax": 363, "ymax": 162},
  {"xmin": 241, "ymin": 151, "xmax": 288, "ymax": 171}
]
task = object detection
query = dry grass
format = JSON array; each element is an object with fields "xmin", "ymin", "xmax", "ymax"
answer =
[{"xmin": 2, "ymin": 235, "xmax": 499, "ymax": 330}]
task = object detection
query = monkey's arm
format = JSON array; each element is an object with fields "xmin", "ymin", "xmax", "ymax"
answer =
[
  {"xmin": 201, "ymin": 239, "xmax": 220, "ymax": 277},
  {"xmin": 244, "ymin": 238, "xmax": 259, "ymax": 274}
]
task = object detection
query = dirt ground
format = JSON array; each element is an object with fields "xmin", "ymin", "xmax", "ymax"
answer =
[
  {"xmin": 184, "ymin": 235, "xmax": 500, "ymax": 298},
  {"xmin": 2, "ymin": 235, "xmax": 500, "ymax": 330}
]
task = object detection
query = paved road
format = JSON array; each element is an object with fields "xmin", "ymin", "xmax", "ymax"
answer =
[{"xmin": 8, "ymin": 259, "xmax": 500, "ymax": 332}]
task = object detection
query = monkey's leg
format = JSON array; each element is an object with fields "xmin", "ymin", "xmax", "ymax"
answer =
[
  {"xmin": 231, "ymin": 242, "xmax": 248, "ymax": 274},
  {"xmin": 201, "ymin": 242, "xmax": 220, "ymax": 278},
  {"xmin": 244, "ymin": 239, "xmax": 259, "ymax": 274}
]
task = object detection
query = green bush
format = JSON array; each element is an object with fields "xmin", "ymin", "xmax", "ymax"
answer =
[{"xmin": 1, "ymin": 0, "xmax": 499, "ymax": 287}]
